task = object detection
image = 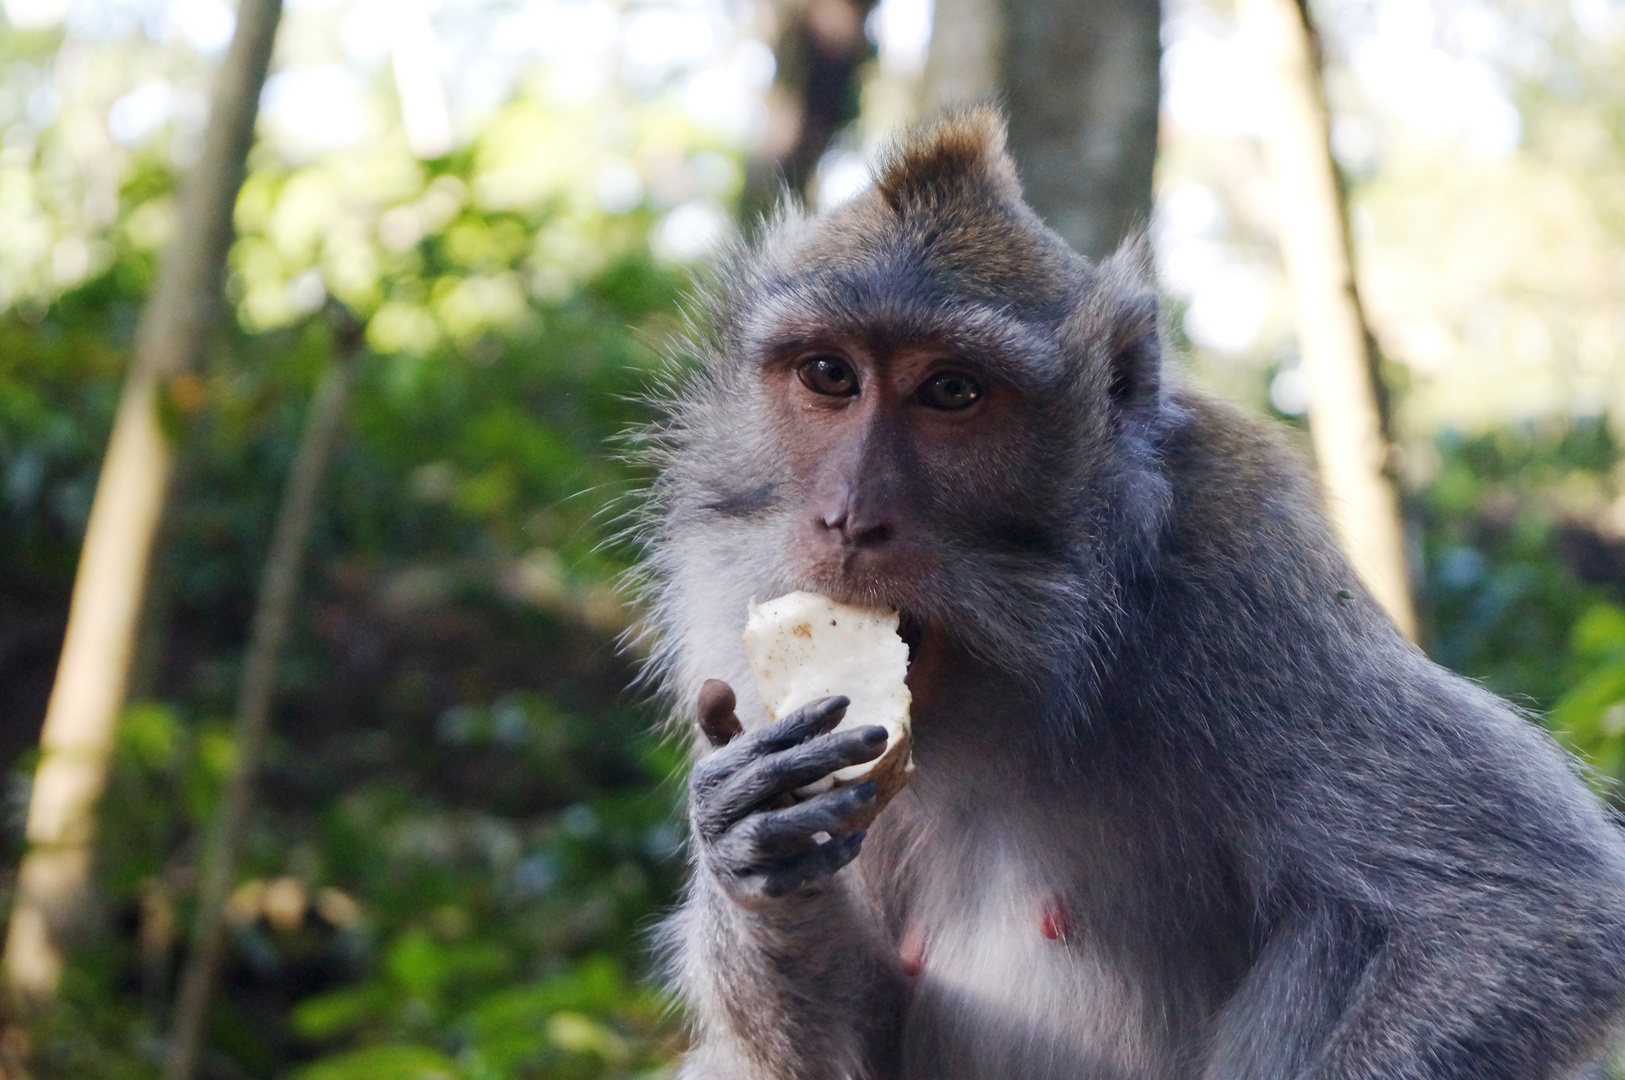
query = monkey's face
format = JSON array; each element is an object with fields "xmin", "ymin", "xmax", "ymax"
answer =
[
  {"xmin": 664, "ymin": 254, "xmax": 1166, "ymax": 689},
  {"xmin": 774, "ymin": 340, "xmax": 1009, "ymax": 570},
  {"xmin": 648, "ymin": 106, "xmax": 1174, "ymax": 695},
  {"xmin": 748, "ymin": 321, "xmax": 1068, "ymax": 636}
]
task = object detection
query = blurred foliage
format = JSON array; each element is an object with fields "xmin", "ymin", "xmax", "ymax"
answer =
[
  {"xmin": 1413, "ymin": 417, "xmax": 1625, "ymax": 705},
  {"xmin": 1550, "ymin": 603, "xmax": 1625, "ymax": 787},
  {"xmin": 1, "ymin": 83, "xmax": 699, "ymax": 1077},
  {"xmin": 1407, "ymin": 416, "xmax": 1625, "ymax": 794}
]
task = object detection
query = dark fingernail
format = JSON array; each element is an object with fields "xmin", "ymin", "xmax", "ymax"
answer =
[
  {"xmin": 818, "ymin": 695, "xmax": 851, "ymax": 715},
  {"xmin": 852, "ymin": 781, "xmax": 878, "ymax": 802},
  {"xmin": 846, "ymin": 829, "xmax": 868, "ymax": 847},
  {"xmin": 861, "ymin": 725, "xmax": 888, "ymax": 744}
]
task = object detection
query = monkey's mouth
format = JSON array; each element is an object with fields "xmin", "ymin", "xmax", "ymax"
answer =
[
  {"xmin": 897, "ymin": 610, "xmax": 924, "ymax": 663},
  {"xmin": 791, "ymin": 562, "xmax": 924, "ymax": 661}
]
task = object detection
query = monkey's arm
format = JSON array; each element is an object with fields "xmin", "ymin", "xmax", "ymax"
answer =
[
  {"xmin": 1208, "ymin": 888, "xmax": 1625, "ymax": 1080},
  {"xmin": 1204, "ymin": 681, "xmax": 1625, "ymax": 1080},
  {"xmin": 667, "ymin": 684, "xmax": 903, "ymax": 1080},
  {"xmin": 667, "ymin": 866, "xmax": 902, "ymax": 1080}
]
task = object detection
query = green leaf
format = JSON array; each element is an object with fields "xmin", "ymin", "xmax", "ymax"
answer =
[
  {"xmin": 1550, "ymin": 657, "xmax": 1625, "ymax": 759},
  {"xmin": 118, "ymin": 700, "xmax": 179, "ymax": 772},
  {"xmin": 290, "ymin": 1043, "xmax": 461, "ymax": 1080},
  {"xmin": 1571, "ymin": 603, "xmax": 1625, "ymax": 662},
  {"xmin": 291, "ymin": 986, "xmax": 387, "ymax": 1040},
  {"xmin": 387, "ymin": 930, "xmax": 447, "ymax": 1002}
]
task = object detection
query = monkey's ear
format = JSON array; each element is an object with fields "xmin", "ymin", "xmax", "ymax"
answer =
[
  {"xmin": 873, "ymin": 104, "xmax": 1025, "ymax": 213},
  {"xmin": 1069, "ymin": 239, "xmax": 1164, "ymax": 420}
]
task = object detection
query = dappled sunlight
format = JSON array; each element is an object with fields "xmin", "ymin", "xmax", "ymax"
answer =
[
  {"xmin": 0, "ymin": 0, "xmax": 771, "ymax": 331},
  {"xmin": 1157, "ymin": 0, "xmax": 1625, "ymax": 432}
]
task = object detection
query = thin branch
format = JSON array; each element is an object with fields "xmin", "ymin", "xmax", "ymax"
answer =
[{"xmin": 164, "ymin": 311, "xmax": 363, "ymax": 1080}]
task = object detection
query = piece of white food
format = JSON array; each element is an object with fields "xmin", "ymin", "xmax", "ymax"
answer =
[{"xmin": 742, "ymin": 591, "xmax": 913, "ymax": 797}]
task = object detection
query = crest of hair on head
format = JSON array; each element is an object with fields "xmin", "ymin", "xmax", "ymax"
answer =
[{"xmin": 873, "ymin": 103, "xmax": 1025, "ymax": 214}]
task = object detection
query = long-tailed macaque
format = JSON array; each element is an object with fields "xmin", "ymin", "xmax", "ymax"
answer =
[{"xmin": 638, "ymin": 107, "xmax": 1625, "ymax": 1079}]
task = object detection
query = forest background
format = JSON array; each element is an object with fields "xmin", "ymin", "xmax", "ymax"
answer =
[{"xmin": 7, "ymin": 0, "xmax": 1625, "ymax": 1076}]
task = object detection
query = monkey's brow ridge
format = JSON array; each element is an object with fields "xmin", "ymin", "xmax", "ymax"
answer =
[{"xmin": 735, "ymin": 283, "xmax": 1066, "ymax": 384}]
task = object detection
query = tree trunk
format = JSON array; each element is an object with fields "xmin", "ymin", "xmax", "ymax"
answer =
[
  {"xmin": 999, "ymin": 0, "xmax": 1161, "ymax": 261},
  {"xmin": 921, "ymin": 0, "xmax": 1161, "ymax": 262},
  {"xmin": 165, "ymin": 313, "xmax": 360, "ymax": 1080},
  {"xmin": 1238, "ymin": 0, "xmax": 1415, "ymax": 637},
  {"xmin": 2, "ymin": 0, "xmax": 285, "ymax": 1008}
]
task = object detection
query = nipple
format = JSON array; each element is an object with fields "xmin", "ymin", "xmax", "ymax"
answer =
[
  {"xmin": 1038, "ymin": 895, "xmax": 1070, "ymax": 941},
  {"xmin": 899, "ymin": 924, "xmax": 927, "ymax": 976}
]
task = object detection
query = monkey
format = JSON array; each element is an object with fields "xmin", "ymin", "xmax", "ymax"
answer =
[{"xmin": 634, "ymin": 105, "xmax": 1625, "ymax": 1080}]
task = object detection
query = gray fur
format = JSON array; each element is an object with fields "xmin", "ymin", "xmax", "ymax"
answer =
[{"xmin": 635, "ymin": 107, "xmax": 1625, "ymax": 1080}]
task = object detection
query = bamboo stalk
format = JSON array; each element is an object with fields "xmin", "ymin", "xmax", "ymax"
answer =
[{"xmin": 2, "ymin": 0, "xmax": 286, "ymax": 1008}]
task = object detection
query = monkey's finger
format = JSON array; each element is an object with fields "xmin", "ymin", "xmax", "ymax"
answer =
[
  {"xmin": 710, "ymin": 726, "xmax": 886, "ymax": 823},
  {"xmin": 741, "ymin": 696, "xmax": 851, "ymax": 754},
  {"xmin": 758, "ymin": 831, "xmax": 867, "ymax": 899},
  {"xmin": 717, "ymin": 783, "xmax": 877, "ymax": 862},
  {"xmin": 691, "ymin": 703, "xmax": 870, "ymax": 826},
  {"xmin": 697, "ymin": 679, "xmax": 742, "ymax": 747},
  {"xmin": 693, "ymin": 696, "xmax": 848, "ymax": 793}
]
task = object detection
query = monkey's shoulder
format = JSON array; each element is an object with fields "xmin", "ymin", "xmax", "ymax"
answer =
[{"xmin": 1155, "ymin": 388, "xmax": 1337, "ymax": 570}]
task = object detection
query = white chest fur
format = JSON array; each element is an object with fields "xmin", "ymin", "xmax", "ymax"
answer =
[{"xmin": 896, "ymin": 849, "xmax": 1175, "ymax": 1080}]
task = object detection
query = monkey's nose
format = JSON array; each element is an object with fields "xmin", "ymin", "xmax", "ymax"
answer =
[{"xmin": 819, "ymin": 505, "xmax": 893, "ymax": 547}]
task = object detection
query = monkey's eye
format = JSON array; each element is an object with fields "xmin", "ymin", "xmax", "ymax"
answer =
[
  {"xmin": 917, "ymin": 371, "xmax": 984, "ymax": 411},
  {"xmin": 796, "ymin": 356, "xmax": 859, "ymax": 397}
]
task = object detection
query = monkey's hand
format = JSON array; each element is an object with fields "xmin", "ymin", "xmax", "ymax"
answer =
[{"xmin": 689, "ymin": 679, "xmax": 886, "ymax": 906}]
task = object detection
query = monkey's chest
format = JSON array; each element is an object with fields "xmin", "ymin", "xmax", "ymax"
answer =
[{"xmin": 893, "ymin": 863, "xmax": 1184, "ymax": 1080}]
